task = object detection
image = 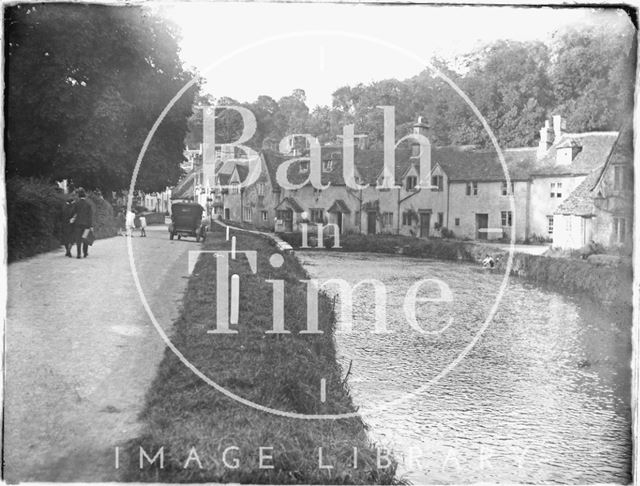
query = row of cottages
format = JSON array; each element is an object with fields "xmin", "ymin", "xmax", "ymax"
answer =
[
  {"xmin": 553, "ymin": 121, "xmax": 633, "ymax": 250},
  {"xmin": 202, "ymin": 115, "xmax": 622, "ymax": 247}
]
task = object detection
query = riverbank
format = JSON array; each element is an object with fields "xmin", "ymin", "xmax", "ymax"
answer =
[
  {"xmin": 123, "ymin": 225, "xmax": 399, "ymax": 484},
  {"xmin": 277, "ymin": 232, "xmax": 632, "ymax": 312}
]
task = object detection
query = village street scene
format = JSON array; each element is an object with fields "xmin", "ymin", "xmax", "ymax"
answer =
[{"xmin": 3, "ymin": 3, "xmax": 636, "ymax": 485}]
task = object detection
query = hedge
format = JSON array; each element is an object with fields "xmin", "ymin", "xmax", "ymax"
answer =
[{"xmin": 6, "ymin": 177, "xmax": 118, "ymax": 262}]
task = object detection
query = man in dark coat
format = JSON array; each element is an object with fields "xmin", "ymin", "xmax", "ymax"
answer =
[
  {"xmin": 71, "ymin": 188, "xmax": 94, "ymax": 259},
  {"xmin": 61, "ymin": 195, "xmax": 76, "ymax": 257}
]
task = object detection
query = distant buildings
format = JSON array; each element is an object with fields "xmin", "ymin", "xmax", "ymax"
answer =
[{"xmin": 174, "ymin": 115, "xmax": 630, "ymax": 252}]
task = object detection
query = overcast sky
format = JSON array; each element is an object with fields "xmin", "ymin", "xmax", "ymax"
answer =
[{"xmin": 158, "ymin": 3, "xmax": 632, "ymax": 108}]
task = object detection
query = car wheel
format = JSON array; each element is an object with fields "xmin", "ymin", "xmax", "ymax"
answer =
[{"xmin": 177, "ymin": 234, "xmax": 181, "ymax": 240}]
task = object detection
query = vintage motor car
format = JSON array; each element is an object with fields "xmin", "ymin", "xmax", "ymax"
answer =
[{"xmin": 169, "ymin": 202, "xmax": 207, "ymax": 242}]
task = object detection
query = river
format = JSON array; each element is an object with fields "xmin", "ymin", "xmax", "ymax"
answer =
[{"xmin": 298, "ymin": 250, "xmax": 631, "ymax": 484}]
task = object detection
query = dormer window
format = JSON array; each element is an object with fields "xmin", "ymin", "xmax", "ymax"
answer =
[
  {"xmin": 406, "ymin": 175, "xmax": 418, "ymax": 190},
  {"xmin": 556, "ymin": 139, "xmax": 581, "ymax": 165},
  {"xmin": 299, "ymin": 161, "xmax": 309, "ymax": 173},
  {"xmin": 431, "ymin": 175, "xmax": 443, "ymax": 192}
]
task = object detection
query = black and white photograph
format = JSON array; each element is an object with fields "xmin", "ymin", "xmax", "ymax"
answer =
[{"xmin": 2, "ymin": 1, "xmax": 637, "ymax": 484}]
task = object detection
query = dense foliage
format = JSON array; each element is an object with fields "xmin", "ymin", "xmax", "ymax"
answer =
[
  {"xmin": 6, "ymin": 178, "xmax": 118, "ymax": 262},
  {"xmin": 186, "ymin": 22, "xmax": 635, "ymax": 150},
  {"xmin": 5, "ymin": 4, "xmax": 198, "ymax": 192}
]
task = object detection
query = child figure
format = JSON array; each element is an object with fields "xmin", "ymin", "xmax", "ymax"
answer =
[{"xmin": 139, "ymin": 214, "xmax": 147, "ymax": 237}]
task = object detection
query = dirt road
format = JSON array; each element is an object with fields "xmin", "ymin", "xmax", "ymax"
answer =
[{"xmin": 4, "ymin": 225, "xmax": 197, "ymax": 481}]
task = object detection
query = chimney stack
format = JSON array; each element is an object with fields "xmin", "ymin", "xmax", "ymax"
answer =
[
  {"xmin": 413, "ymin": 116, "xmax": 431, "ymax": 139},
  {"xmin": 552, "ymin": 115, "xmax": 565, "ymax": 141},
  {"xmin": 537, "ymin": 120, "xmax": 553, "ymax": 160}
]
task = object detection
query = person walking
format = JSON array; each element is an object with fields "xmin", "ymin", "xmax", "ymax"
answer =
[
  {"xmin": 125, "ymin": 209, "xmax": 136, "ymax": 237},
  {"xmin": 71, "ymin": 188, "xmax": 94, "ymax": 259},
  {"xmin": 61, "ymin": 195, "xmax": 76, "ymax": 257},
  {"xmin": 139, "ymin": 214, "xmax": 147, "ymax": 237}
]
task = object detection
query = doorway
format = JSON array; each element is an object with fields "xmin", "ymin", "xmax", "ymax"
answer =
[
  {"xmin": 476, "ymin": 213, "xmax": 489, "ymax": 240},
  {"xmin": 367, "ymin": 212, "xmax": 377, "ymax": 235},
  {"xmin": 281, "ymin": 209, "xmax": 293, "ymax": 232},
  {"xmin": 419, "ymin": 212, "xmax": 430, "ymax": 237},
  {"xmin": 336, "ymin": 212, "xmax": 343, "ymax": 234}
]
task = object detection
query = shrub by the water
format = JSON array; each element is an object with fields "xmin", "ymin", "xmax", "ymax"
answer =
[{"xmin": 6, "ymin": 177, "xmax": 118, "ymax": 262}]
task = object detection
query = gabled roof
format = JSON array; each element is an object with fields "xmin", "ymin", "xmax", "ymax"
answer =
[
  {"xmin": 171, "ymin": 169, "xmax": 197, "ymax": 199},
  {"xmin": 554, "ymin": 167, "xmax": 602, "ymax": 216},
  {"xmin": 593, "ymin": 121, "xmax": 633, "ymax": 192},
  {"xmin": 327, "ymin": 199, "xmax": 351, "ymax": 214},
  {"xmin": 275, "ymin": 197, "xmax": 303, "ymax": 212},
  {"xmin": 532, "ymin": 132, "xmax": 618, "ymax": 176}
]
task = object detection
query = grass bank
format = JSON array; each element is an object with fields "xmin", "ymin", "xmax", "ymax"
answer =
[
  {"xmin": 123, "ymin": 224, "xmax": 398, "ymax": 484},
  {"xmin": 279, "ymin": 232, "xmax": 498, "ymax": 263},
  {"xmin": 279, "ymin": 231, "xmax": 632, "ymax": 312}
]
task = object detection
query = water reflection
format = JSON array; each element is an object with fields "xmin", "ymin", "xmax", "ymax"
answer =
[{"xmin": 299, "ymin": 251, "xmax": 631, "ymax": 484}]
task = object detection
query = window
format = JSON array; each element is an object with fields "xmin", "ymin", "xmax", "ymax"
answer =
[
  {"xmin": 411, "ymin": 144, "xmax": 420, "ymax": 157},
  {"xmin": 322, "ymin": 160, "xmax": 333, "ymax": 172},
  {"xmin": 614, "ymin": 166, "xmax": 626, "ymax": 191},
  {"xmin": 501, "ymin": 181, "xmax": 514, "ymax": 196},
  {"xmin": 299, "ymin": 161, "xmax": 309, "ymax": 173},
  {"xmin": 565, "ymin": 217, "xmax": 572, "ymax": 232},
  {"xmin": 310, "ymin": 208, "xmax": 324, "ymax": 223},
  {"xmin": 243, "ymin": 207, "xmax": 252, "ymax": 222},
  {"xmin": 406, "ymin": 176, "xmax": 418, "ymax": 190},
  {"xmin": 230, "ymin": 182, "xmax": 240, "ymax": 195},
  {"xmin": 257, "ymin": 182, "xmax": 265, "ymax": 196},
  {"xmin": 382, "ymin": 212, "xmax": 394, "ymax": 227},
  {"xmin": 261, "ymin": 210, "xmax": 268, "ymax": 222},
  {"xmin": 454, "ymin": 218, "xmax": 460, "ymax": 226},
  {"xmin": 431, "ymin": 175, "xmax": 443, "ymax": 191},
  {"xmin": 614, "ymin": 217, "xmax": 627, "ymax": 242},
  {"xmin": 550, "ymin": 182, "xmax": 563, "ymax": 198},
  {"xmin": 438, "ymin": 212, "xmax": 444, "ymax": 226},
  {"xmin": 466, "ymin": 181, "xmax": 478, "ymax": 196},
  {"xmin": 501, "ymin": 211, "xmax": 513, "ymax": 227},
  {"xmin": 547, "ymin": 216, "xmax": 554, "ymax": 235},
  {"xmin": 402, "ymin": 212, "xmax": 411, "ymax": 225}
]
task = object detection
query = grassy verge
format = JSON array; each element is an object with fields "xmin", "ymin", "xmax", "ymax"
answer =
[
  {"xmin": 123, "ymin": 224, "xmax": 399, "ymax": 484},
  {"xmin": 279, "ymin": 231, "xmax": 499, "ymax": 263},
  {"xmin": 279, "ymin": 231, "xmax": 632, "ymax": 311}
]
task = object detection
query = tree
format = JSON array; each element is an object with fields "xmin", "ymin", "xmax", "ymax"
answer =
[
  {"xmin": 6, "ymin": 4, "xmax": 198, "ymax": 193},
  {"xmin": 550, "ymin": 24, "xmax": 635, "ymax": 132}
]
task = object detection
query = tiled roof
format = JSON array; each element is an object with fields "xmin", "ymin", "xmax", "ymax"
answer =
[
  {"xmin": 433, "ymin": 147, "xmax": 538, "ymax": 182},
  {"xmin": 532, "ymin": 132, "xmax": 618, "ymax": 176},
  {"xmin": 260, "ymin": 145, "xmax": 540, "ymax": 187},
  {"xmin": 593, "ymin": 121, "xmax": 632, "ymax": 191},
  {"xmin": 554, "ymin": 168, "xmax": 602, "ymax": 216}
]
